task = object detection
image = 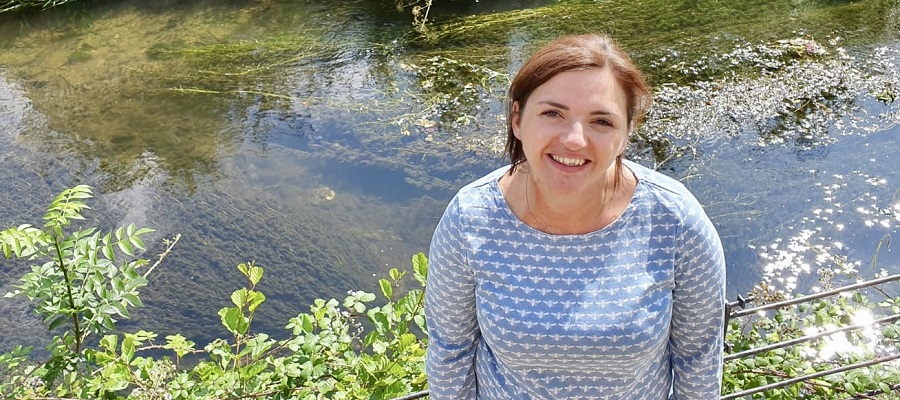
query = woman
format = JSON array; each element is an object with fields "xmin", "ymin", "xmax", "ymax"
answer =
[{"xmin": 424, "ymin": 34, "xmax": 726, "ymax": 399}]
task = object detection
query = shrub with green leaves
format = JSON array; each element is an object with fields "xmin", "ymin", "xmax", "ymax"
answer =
[
  {"xmin": 0, "ymin": 185, "xmax": 428, "ymax": 399},
  {"xmin": 0, "ymin": 185, "xmax": 169, "ymax": 397}
]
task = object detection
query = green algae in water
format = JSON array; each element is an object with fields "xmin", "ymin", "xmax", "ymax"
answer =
[
  {"xmin": 147, "ymin": 34, "xmax": 328, "ymax": 72},
  {"xmin": 415, "ymin": 0, "xmax": 900, "ymax": 80},
  {"xmin": 67, "ymin": 42, "xmax": 95, "ymax": 63}
]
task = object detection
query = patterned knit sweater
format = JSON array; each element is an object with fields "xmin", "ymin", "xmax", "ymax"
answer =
[{"xmin": 425, "ymin": 160, "xmax": 726, "ymax": 400}]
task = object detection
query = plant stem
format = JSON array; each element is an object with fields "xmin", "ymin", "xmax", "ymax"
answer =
[
  {"xmin": 144, "ymin": 233, "xmax": 181, "ymax": 279},
  {"xmin": 53, "ymin": 232, "xmax": 82, "ymax": 354}
]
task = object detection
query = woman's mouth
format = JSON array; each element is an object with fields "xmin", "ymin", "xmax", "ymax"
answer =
[{"xmin": 551, "ymin": 154, "xmax": 587, "ymax": 167}]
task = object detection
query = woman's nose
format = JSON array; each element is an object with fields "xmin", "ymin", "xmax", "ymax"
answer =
[{"xmin": 560, "ymin": 122, "xmax": 587, "ymax": 150}]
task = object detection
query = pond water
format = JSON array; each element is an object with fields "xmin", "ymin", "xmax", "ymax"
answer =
[{"xmin": 0, "ymin": 0, "xmax": 898, "ymax": 350}]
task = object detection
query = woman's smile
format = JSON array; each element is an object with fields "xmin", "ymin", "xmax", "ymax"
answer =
[{"xmin": 550, "ymin": 154, "xmax": 587, "ymax": 167}]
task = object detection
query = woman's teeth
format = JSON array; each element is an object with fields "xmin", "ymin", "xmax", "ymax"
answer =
[{"xmin": 551, "ymin": 155, "xmax": 586, "ymax": 166}]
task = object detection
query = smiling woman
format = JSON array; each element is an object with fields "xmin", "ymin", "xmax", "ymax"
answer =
[{"xmin": 424, "ymin": 34, "xmax": 727, "ymax": 399}]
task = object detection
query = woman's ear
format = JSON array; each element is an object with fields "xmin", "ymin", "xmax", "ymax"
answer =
[{"xmin": 511, "ymin": 101, "xmax": 522, "ymax": 140}]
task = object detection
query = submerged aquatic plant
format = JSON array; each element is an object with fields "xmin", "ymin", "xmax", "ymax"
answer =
[{"xmin": 0, "ymin": 0, "xmax": 80, "ymax": 13}]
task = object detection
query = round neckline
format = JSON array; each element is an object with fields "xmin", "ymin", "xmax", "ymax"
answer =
[{"xmin": 492, "ymin": 168, "xmax": 644, "ymax": 238}]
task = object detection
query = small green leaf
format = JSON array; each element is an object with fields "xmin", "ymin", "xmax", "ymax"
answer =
[
  {"xmin": 300, "ymin": 314, "xmax": 314, "ymax": 333},
  {"xmin": 370, "ymin": 311, "xmax": 389, "ymax": 333},
  {"xmin": 414, "ymin": 314, "xmax": 426, "ymax": 331},
  {"xmin": 111, "ymin": 277, "xmax": 125, "ymax": 293},
  {"xmin": 247, "ymin": 291, "xmax": 266, "ymax": 313},
  {"xmin": 130, "ymin": 235, "xmax": 146, "ymax": 250},
  {"xmin": 358, "ymin": 292, "xmax": 376, "ymax": 303},
  {"xmin": 231, "ymin": 288, "xmax": 248, "ymax": 308},
  {"xmin": 117, "ymin": 239, "xmax": 134, "ymax": 256},
  {"xmin": 121, "ymin": 337, "xmax": 135, "ymax": 362},
  {"xmin": 249, "ymin": 265, "xmax": 263, "ymax": 286},
  {"xmin": 844, "ymin": 382, "xmax": 857, "ymax": 395},
  {"xmin": 412, "ymin": 252, "xmax": 428, "ymax": 285},
  {"xmin": 100, "ymin": 334, "xmax": 118, "ymax": 352},
  {"xmin": 122, "ymin": 293, "xmax": 143, "ymax": 307},
  {"xmin": 48, "ymin": 315, "xmax": 67, "ymax": 332},
  {"xmin": 364, "ymin": 331, "xmax": 379, "ymax": 347},
  {"xmin": 100, "ymin": 303, "xmax": 127, "ymax": 317},
  {"xmin": 379, "ymin": 278, "xmax": 393, "ymax": 299},
  {"xmin": 134, "ymin": 227, "xmax": 154, "ymax": 236},
  {"xmin": 372, "ymin": 341, "xmax": 387, "ymax": 354},
  {"xmin": 103, "ymin": 242, "xmax": 115, "ymax": 260},
  {"xmin": 219, "ymin": 307, "xmax": 248, "ymax": 335},
  {"xmin": 399, "ymin": 333, "xmax": 417, "ymax": 351},
  {"xmin": 165, "ymin": 334, "xmax": 195, "ymax": 358}
]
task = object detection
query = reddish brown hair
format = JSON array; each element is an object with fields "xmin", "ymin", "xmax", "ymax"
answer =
[{"xmin": 505, "ymin": 34, "xmax": 652, "ymax": 174}]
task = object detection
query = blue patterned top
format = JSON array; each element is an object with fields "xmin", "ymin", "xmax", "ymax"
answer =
[{"xmin": 425, "ymin": 160, "xmax": 726, "ymax": 399}]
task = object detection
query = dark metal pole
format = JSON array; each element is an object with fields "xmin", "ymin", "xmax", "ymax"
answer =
[
  {"xmin": 725, "ymin": 313, "xmax": 900, "ymax": 362},
  {"xmin": 720, "ymin": 353, "xmax": 900, "ymax": 400},
  {"xmin": 391, "ymin": 390, "xmax": 429, "ymax": 400},
  {"xmin": 727, "ymin": 274, "xmax": 900, "ymax": 320}
]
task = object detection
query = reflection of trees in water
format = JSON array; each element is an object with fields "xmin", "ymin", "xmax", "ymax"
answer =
[{"xmin": 0, "ymin": 0, "xmax": 376, "ymax": 193}]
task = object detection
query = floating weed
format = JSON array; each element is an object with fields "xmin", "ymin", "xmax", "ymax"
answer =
[{"xmin": 637, "ymin": 37, "xmax": 900, "ymax": 169}]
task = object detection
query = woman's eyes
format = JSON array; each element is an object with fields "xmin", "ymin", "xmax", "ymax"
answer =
[{"xmin": 538, "ymin": 110, "xmax": 613, "ymax": 127}]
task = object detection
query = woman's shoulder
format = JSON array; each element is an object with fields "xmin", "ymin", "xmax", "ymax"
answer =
[
  {"xmin": 626, "ymin": 159, "xmax": 709, "ymax": 218},
  {"xmin": 626, "ymin": 160, "xmax": 694, "ymax": 198},
  {"xmin": 451, "ymin": 165, "xmax": 509, "ymax": 206},
  {"xmin": 436, "ymin": 165, "xmax": 516, "ymax": 231}
]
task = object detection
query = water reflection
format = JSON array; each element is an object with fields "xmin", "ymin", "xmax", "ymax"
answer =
[{"xmin": 0, "ymin": 0, "xmax": 898, "ymax": 350}]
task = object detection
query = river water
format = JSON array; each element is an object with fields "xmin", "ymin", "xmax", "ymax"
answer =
[{"xmin": 0, "ymin": 0, "xmax": 898, "ymax": 350}]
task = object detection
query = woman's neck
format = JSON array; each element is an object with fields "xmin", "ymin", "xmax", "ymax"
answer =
[{"xmin": 500, "ymin": 165, "xmax": 637, "ymax": 235}]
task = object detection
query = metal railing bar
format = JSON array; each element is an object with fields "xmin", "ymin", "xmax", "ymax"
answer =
[
  {"xmin": 844, "ymin": 382, "xmax": 900, "ymax": 399},
  {"xmin": 724, "ymin": 313, "xmax": 900, "ymax": 362},
  {"xmin": 391, "ymin": 390, "xmax": 429, "ymax": 400},
  {"xmin": 720, "ymin": 352, "xmax": 900, "ymax": 400},
  {"xmin": 728, "ymin": 274, "xmax": 900, "ymax": 319}
]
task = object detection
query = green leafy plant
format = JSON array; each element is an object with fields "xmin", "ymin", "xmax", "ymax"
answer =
[{"xmin": 0, "ymin": 185, "xmax": 178, "ymax": 397}]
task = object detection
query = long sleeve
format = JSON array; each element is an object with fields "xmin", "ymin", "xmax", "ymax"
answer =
[
  {"xmin": 425, "ymin": 198, "xmax": 479, "ymax": 399},
  {"xmin": 669, "ymin": 202, "xmax": 727, "ymax": 399}
]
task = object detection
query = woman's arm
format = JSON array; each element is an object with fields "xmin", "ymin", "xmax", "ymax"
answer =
[
  {"xmin": 425, "ymin": 199, "xmax": 479, "ymax": 399},
  {"xmin": 669, "ymin": 201, "xmax": 727, "ymax": 399}
]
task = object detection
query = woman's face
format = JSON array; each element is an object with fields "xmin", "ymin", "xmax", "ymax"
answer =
[{"xmin": 512, "ymin": 67, "xmax": 630, "ymax": 197}]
